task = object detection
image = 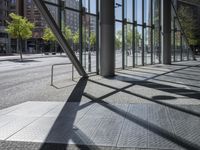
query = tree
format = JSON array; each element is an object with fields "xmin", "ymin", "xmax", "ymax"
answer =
[
  {"xmin": 72, "ymin": 31, "xmax": 79, "ymax": 52},
  {"xmin": 115, "ymin": 30, "xmax": 122, "ymax": 50},
  {"xmin": 63, "ymin": 26, "xmax": 72, "ymax": 41},
  {"xmin": 42, "ymin": 27, "xmax": 56, "ymax": 53},
  {"xmin": 126, "ymin": 25, "xmax": 133, "ymax": 50},
  {"xmin": 6, "ymin": 13, "xmax": 34, "ymax": 61}
]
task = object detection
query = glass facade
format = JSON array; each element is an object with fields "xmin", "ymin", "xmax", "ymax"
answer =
[
  {"xmin": 0, "ymin": 0, "xmax": 194, "ymax": 73},
  {"xmin": 115, "ymin": 0, "xmax": 161, "ymax": 68},
  {"xmin": 171, "ymin": 3, "xmax": 193, "ymax": 62},
  {"xmin": 43, "ymin": 0, "xmax": 99, "ymax": 73}
]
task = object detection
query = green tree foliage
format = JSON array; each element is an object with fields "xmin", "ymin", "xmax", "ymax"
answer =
[
  {"xmin": 126, "ymin": 25, "xmax": 133, "ymax": 50},
  {"xmin": 64, "ymin": 26, "xmax": 72, "ymax": 41},
  {"xmin": 89, "ymin": 32, "xmax": 96, "ymax": 47},
  {"xmin": 115, "ymin": 26, "xmax": 142, "ymax": 50},
  {"xmin": 42, "ymin": 27, "xmax": 56, "ymax": 53},
  {"xmin": 72, "ymin": 31, "xmax": 79, "ymax": 52},
  {"xmin": 73, "ymin": 31, "xmax": 79, "ymax": 44},
  {"xmin": 6, "ymin": 13, "xmax": 34, "ymax": 61},
  {"xmin": 42, "ymin": 27, "xmax": 56, "ymax": 42},
  {"xmin": 115, "ymin": 30, "xmax": 122, "ymax": 50}
]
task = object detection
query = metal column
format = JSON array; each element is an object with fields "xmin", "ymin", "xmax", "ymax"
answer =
[
  {"xmin": 161, "ymin": 0, "xmax": 171, "ymax": 64},
  {"xmin": 100, "ymin": 0, "xmax": 115, "ymax": 77}
]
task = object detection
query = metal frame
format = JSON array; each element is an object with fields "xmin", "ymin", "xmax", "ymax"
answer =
[
  {"xmin": 114, "ymin": 0, "xmax": 158, "ymax": 69},
  {"xmin": 33, "ymin": 0, "xmax": 87, "ymax": 77}
]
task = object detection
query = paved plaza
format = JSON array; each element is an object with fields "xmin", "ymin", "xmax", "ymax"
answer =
[{"xmin": 0, "ymin": 56, "xmax": 200, "ymax": 150}]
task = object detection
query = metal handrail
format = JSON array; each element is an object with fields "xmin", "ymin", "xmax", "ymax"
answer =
[{"xmin": 51, "ymin": 63, "xmax": 74, "ymax": 86}]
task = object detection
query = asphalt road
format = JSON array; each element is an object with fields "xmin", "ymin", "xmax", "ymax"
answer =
[{"xmin": 0, "ymin": 56, "xmax": 76, "ymax": 110}]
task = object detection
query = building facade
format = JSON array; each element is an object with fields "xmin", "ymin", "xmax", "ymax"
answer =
[{"xmin": 0, "ymin": 0, "xmax": 16, "ymax": 54}]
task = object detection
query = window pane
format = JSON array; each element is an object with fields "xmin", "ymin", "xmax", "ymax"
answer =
[
  {"xmin": 135, "ymin": 0, "xmax": 143, "ymax": 25},
  {"xmin": 135, "ymin": 26, "xmax": 143, "ymax": 65},
  {"xmin": 144, "ymin": 0, "xmax": 151, "ymax": 26},
  {"xmin": 115, "ymin": 0, "xmax": 122, "ymax": 20},
  {"xmin": 115, "ymin": 21, "xmax": 123, "ymax": 68}
]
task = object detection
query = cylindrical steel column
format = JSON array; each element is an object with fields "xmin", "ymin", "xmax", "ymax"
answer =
[
  {"xmin": 161, "ymin": 0, "xmax": 171, "ymax": 64},
  {"xmin": 100, "ymin": 0, "xmax": 115, "ymax": 77}
]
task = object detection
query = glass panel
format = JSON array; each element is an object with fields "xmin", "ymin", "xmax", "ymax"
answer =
[
  {"xmin": 62, "ymin": 9, "xmax": 79, "ymax": 53},
  {"xmin": 115, "ymin": 0, "xmax": 122, "ymax": 21},
  {"xmin": 153, "ymin": 27, "xmax": 160, "ymax": 64},
  {"xmin": 65, "ymin": 0, "xmax": 79, "ymax": 10},
  {"xmin": 175, "ymin": 31, "xmax": 181, "ymax": 61},
  {"xmin": 45, "ymin": 4, "xmax": 59, "ymax": 24},
  {"xmin": 135, "ymin": 0, "xmax": 143, "ymax": 25},
  {"xmin": 144, "ymin": 0, "xmax": 151, "ymax": 26},
  {"xmin": 82, "ymin": 14, "xmax": 97, "ymax": 72},
  {"xmin": 82, "ymin": 0, "xmax": 96, "ymax": 14},
  {"xmin": 182, "ymin": 37, "xmax": 188, "ymax": 61},
  {"xmin": 144, "ymin": 27, "xmax": 151, "ymax": 65},
  {"xmin": 152, "ymin": 0, "xmax": 160, "ymax": 64},
  {"xmin": 115, "ymin": 21, "xmax": 122, "ymax": 68},
  {"xmin": 44, "ymin": 0, "xmax": 58, "ymax": 4},
  {"xmin": 125, "ymin": 24, "xmax": 133, "ymax": 67},
  {"xmin": 135, "ymin": 26, "xmax": 143, "ymax": 65},
  {"xmin": 125, "ymin": 0, "xmax": 133, "ymax": 22},
  {"xmin": 171, "ymin": 4, "xmax": 193, "ymax": 62}
]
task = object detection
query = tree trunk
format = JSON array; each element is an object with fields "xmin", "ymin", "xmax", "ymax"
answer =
[
  {"xmin": 19, "ymin": 38, "xmax": 23, "ymax": 61},
  {"xmin": 17, "ymin": 39, "xmax": 19, "ymax": 55}
]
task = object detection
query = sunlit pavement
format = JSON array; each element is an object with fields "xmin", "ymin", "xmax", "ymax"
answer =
[{"xmin": 0, "ymin": 56, "xmax": 200, "ymax": 149}]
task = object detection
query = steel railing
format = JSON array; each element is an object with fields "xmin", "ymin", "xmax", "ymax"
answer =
[{"xmin": 51, "ymin": 63, "xmax": 74, "ymax": 86}]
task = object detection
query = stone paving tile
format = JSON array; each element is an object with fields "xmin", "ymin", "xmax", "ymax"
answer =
[
  {"xmin": 147, "ymin": 105, "xmax": 178, "ymax": 149},
  {"xmin": 167, "ymin": 106, "xmax": 200, "ymax": 149},
  {"xmin": 117, "ymin": 104, "xmax": 148, "ymax": 148},
  {"xmin": 84, "ymin": 103, "xmax": 129, "ymax": 119},
  {"xmin": 5, "ymin": 101, "xmax": 59, "ymax": 117},
  {"xmin": 84, "ymin": 82, "xmax": 115, "ymax": 98},
  {"xmin": 91, "ymin": 118, "xmax": 124, "ymax": 146},
  {"xmin": 0, "ymin": 102, "xmax": 31, "ymax": 116},
  {"xmin": 103, "ymin": 92, "xmax": 149, "ymax": 104},
  {"xmin": 0, "ymin": 116, "xmax": 38, "ymax": 140}
]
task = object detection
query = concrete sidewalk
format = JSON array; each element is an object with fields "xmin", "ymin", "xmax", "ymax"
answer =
[{"xmin": 0, "ymin": 53, "xmax": 66, "ymax": 61}]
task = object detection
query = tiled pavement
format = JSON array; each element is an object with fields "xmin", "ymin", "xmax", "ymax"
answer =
[{"xmin": 1, "ymin": 60, "xmax": 200, "ymax": 150}]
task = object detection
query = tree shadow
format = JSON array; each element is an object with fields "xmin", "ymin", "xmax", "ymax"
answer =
[{"xmin": 152, "ymin": 95, "xmax": 177, "ymax": 101}]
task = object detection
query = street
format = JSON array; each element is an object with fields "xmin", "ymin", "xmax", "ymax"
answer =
[{"xmin": 0, "ymin": 56, "xmax": 76, "ymax": 110}]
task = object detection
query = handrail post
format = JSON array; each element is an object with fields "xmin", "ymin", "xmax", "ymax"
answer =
[
  {"xmin": 72, "ymin": 64, "xmax": 74, "ymax": 81},
  {"xmin": 50, "ymin": 63, "xmax": 75, "ymax": 86},
  {"xmin": 51, "ymin": 65, "xmax": 54, "ymax": 86}
]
